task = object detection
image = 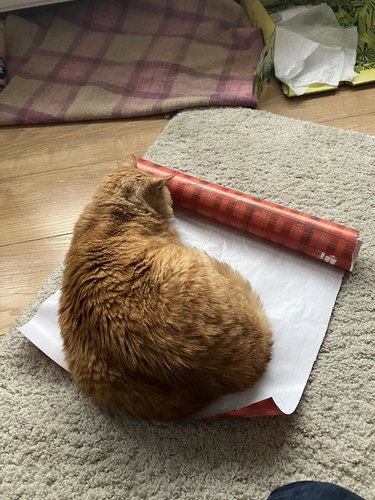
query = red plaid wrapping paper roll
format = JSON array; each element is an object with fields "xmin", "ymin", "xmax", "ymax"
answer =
[{"xmin": 136, "ymin": 157, "xmax": 361, "ymax": 272}]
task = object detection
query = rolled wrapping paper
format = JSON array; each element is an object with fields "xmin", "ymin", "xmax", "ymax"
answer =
[{"xmin": 136, "ymin": 157, "xmax": 361, "ymax": 271}]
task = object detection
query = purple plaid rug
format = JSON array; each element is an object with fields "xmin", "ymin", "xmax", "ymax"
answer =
[{"xmin": 0, "ymin": 0, "xmax": 263, "ymax": 125}]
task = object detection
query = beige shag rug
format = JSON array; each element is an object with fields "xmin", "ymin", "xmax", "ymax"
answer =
[{"xmin": 1, "ymin": 108, "xmax": 374, "ymax": 499}]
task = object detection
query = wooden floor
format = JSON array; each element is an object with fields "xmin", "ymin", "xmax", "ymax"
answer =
[{"xmin": 1, "ymin": 80, "xmax": 374, "ymax": 337}]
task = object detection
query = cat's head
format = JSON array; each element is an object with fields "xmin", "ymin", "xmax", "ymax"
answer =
[{"xmin": 96, "ymin": 155, "xmax": 174, "ymax": 219}]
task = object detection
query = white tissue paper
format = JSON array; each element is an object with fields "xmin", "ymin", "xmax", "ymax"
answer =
[
  {"xmin": 18, "ymin": 209, "xmax": 344, "ymax": 418},
  {"xmin": 272, "ymin": 4, "xmax": 358, "ymax": 95}
]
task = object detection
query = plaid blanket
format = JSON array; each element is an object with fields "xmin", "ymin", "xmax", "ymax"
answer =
[{"xmin": 0, "ymin": 0, "xmax": 263, "ymax": 125}]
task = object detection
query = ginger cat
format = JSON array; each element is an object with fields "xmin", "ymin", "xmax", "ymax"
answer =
[{"xmin": 59, "ymin": 155, "xmax": 272, "ymax": 421}]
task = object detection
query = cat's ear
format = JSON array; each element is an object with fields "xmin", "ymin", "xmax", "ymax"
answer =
[
  {"xmin": 149, "ymin": 174, "xmax": 175, "ymax": 190},
  {"xmin": 142, "ymin": 175, "xmax": 175, "ymax": 200},
  {"xmin": 117, "ymin": 154, "xmax": 137, "ymax": 169}
]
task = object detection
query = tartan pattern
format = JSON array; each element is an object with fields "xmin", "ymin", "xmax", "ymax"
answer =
[
  {"xmin": 0, "ymin": 0, "xmax": 263, "ymax": 125},
  {"xmin": 137, "ymin": 157, "xmax": 360, "ymax": 272}
]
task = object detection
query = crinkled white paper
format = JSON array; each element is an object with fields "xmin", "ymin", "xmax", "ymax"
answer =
[
  {"xmin": 18, "ymin": 209, "xmax": 344, "ymax": 417},
  {"xmin": 272, "ymin": 4, "xmax": 358, "ymax": 95}
]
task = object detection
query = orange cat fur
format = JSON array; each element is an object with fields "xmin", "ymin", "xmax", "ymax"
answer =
[{"xmin": 59, "ymin": 155, "xmax": 272, "ymax": 421}]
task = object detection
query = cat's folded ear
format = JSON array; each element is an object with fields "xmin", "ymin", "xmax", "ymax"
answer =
[{"xmin": 117, "ymin": 154, "xmax": 138, "ymax": 169}]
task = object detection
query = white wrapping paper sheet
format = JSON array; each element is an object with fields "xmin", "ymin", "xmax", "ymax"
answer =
[
  {"xmin": 272, "ymin": 4, "xmax": 358, "ymax": 96},
  {"xmin": 18, "ymin": 209, "xmax": 344, "ymax": 417}
]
